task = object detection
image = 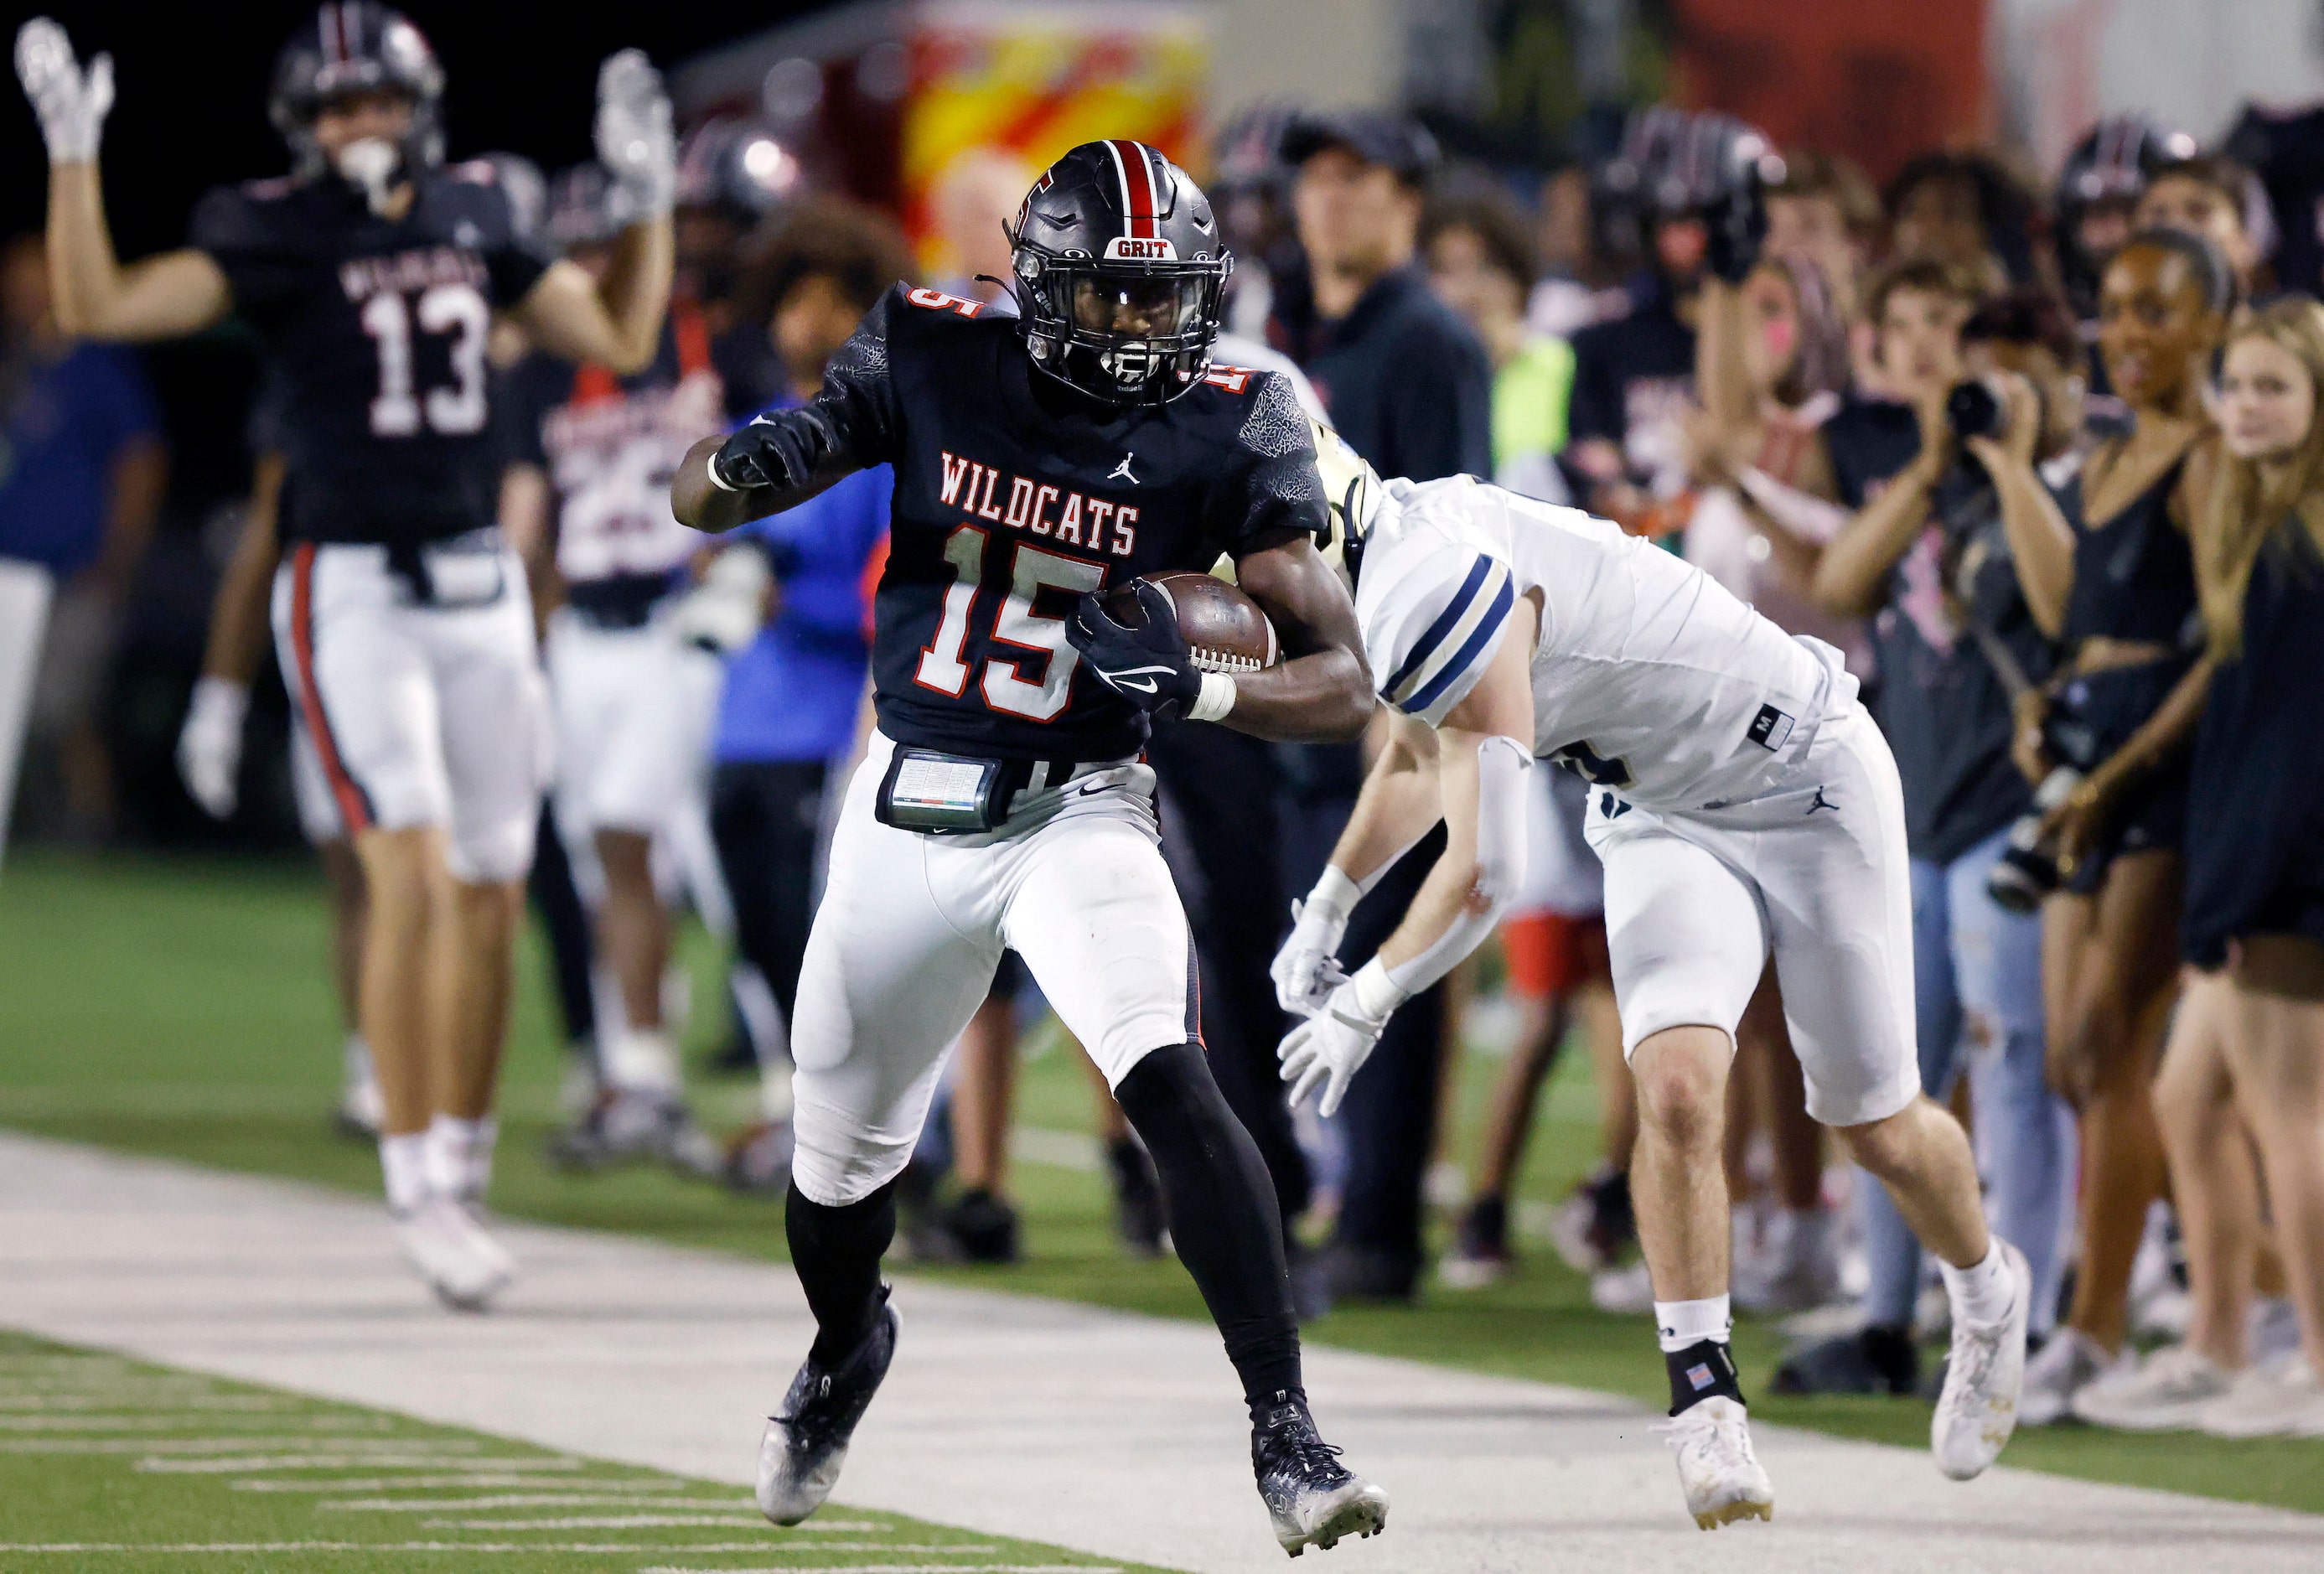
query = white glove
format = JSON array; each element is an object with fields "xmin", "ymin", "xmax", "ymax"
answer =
[
  {"xmin": 176, "ymin": 676, "xmax": 249, "ymax": 819},
  {"xmin": 593, "ymin": 49, "xmax": 675, "ymax": 222},
  {"xmin": 1271, "ymin": 865, "xmax": 1359, "ymax": 1017},
  {"xmin": 670, "ymin": 546, "xmax": 769, "ymax": 654},
  {"xmin": 15, "ymin": 18, "xmax": 112, "ymax": 164},
  {"xmin": 1277, "ymin": 962, "xmax": 1406, "ymax": 1119}
]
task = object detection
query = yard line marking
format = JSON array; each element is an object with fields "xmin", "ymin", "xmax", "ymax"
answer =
[
  {"xmin": 0, "ymin": 1437, "xmax": 481, "ymax": 1456},
  {"xmin": 323, "ymin": 1494, "xmax": 754, "ymax": 1511},
  {"xmin": 422, "ymin": 1514, "xmax": 781, "ymax": 1529},
  {"xmin": 0, "ymin": 1395, "xmax": 287, "ymax": 1411},
  {"xmin": 140, "ymin": 1452, "xmax": 578, "ymax": 1473},
  {"xmin": 234, "ymin": 1474, "xmax": 675, "ymax": 1493}
]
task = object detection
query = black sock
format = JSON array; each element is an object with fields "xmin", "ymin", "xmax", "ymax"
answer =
[
  {"xmin": 785, "ymin": 1180, "xmax": 897, "ymax": 1367},
  {"xmin": 1115, "ymin": 1043, "xmax": 1303, "ymax": 1422},
  {"xmin": 1665, "ymin": 1338, "xmax": 1745, "ymax": 1415}
]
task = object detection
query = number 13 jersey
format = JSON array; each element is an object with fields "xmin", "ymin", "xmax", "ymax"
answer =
[
  {"xmin": 1359, "ymin": 475, "xmax": 1855, "ymax": 812},
  {"xmin": 763, "ymin": 282, "xmax": 1327, "ymax": 763},
  {"xmin": 190, "ymin": 163, "xmax": 551, "ymax": 548}
]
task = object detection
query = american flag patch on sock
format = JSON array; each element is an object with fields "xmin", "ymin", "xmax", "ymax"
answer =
[{"xmin": 1687, "ymin": 1363, "xmax": 1715, "ymax": 1391}]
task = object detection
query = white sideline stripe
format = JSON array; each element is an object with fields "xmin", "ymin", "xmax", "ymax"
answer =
[
  {"xmin": 0, "ymin": 1545, "xmax": 913, "ymax": 1556},
  {"xmin": 141, "ymin": 1452, "xmax": 578, "ymax": 1473},
  {"xmin": 0, "ymin": 1437, "xmax": 480, "ymax": 1456},
  {"xmin": 0, "ymin": 1414, "xmax": 386, "ymax": 1431},
  {"xmin": 323, "ymin": 1494, "xmax": 753, "ymax": 1511},
  {"xmin": 422, "ymin": 1514, "xmax": 779, "ymax": 1530},
  {"xmin": 0, "ymin": 1395, "xmax": 287, "ymax": 1411},
  {"xmin": 637, "ymin": 1567, "xmax": 1117, "ymax": 1574},
  {"xmin": 235, "ymin": 1474, "xmax": 670, "ymax": 1493}
]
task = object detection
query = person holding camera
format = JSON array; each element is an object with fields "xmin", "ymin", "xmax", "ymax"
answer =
[
  {"xmin": 1772, "ymin": 259, "xmax": 2073, "ymax": 1398},
  {"xmin": 1975, "ymin": 232, "xmax": 2229, "ymax": 1423},
  {"xmin": 2105, "ymin": 299, "xmax": 2324, "ymax": 1437}
]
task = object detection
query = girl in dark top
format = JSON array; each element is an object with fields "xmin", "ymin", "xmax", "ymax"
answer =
[
  {"xmin": 1978, "ymin": 230, "xmax": 2228, "ymax": 1416},
  {"xmin": 2132, "ymin": 301, "xmax": 2324, "ymax": 1435}
]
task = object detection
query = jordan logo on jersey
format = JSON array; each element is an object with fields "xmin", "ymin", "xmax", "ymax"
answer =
[
  {"xmin": 1108, "ymin": 453, "xmax": 1139, "ymax": 484},
  {"xmin": 937, "ymin": 449, "xmax": 1139, "ymax": 556}
]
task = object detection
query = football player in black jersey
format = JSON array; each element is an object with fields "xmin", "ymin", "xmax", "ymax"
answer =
[
  {"xmin": 17, "ymin": 8, "xmax": 674, "ymax": 1311},
  {"xmin": 673, "ymin": 141, "xmax": 1390, "ymax": 1555}
]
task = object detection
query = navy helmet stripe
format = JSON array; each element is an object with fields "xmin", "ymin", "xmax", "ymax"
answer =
[{"xmin": 1381, "ymin": 553, "xmax": 1493, "ymax": 699}]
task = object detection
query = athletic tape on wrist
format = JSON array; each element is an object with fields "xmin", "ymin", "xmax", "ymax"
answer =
[{"xmin": 1188, "ymin": 671, "xmax": 1237, "ymax": 723}]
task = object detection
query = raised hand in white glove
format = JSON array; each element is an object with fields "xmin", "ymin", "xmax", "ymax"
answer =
[
  {"xmin": 1278, "ymin": 962, "xmax": 1409, "ymax": 1119},
  {"xmin": 1271, "ymin": 864, "xmax": 1359, "ymax": 1017},
  {"xmin": 670, "ymin": 545, "xmax": 770, "ymax": 654},
  {"xmin": 593, "ymin": 49, "xmax": 675, "ymax": 222},
  {"xmin": 15, "ymin": 18, "xmax": 112, "ymax": 164},
  {"xmin": 176, "ymin": 677, "xmax": 249, "ymax": 820}
]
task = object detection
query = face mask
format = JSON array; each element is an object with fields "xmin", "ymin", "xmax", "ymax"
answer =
[{"xmin": 334, "ymin": 136, "xmax": 401, "ymax": 215}]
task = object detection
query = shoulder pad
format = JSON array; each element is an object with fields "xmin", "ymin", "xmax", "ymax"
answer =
[{"xmin": 898, "ymin": 285, "xmax": 994, "ymax": 321}]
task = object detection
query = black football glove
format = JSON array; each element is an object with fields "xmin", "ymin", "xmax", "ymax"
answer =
[
  {"xmin": 1066, "ymin": 580, "xmax": 1200, "ymax": 719},
  {"xmin": 708, "ymin": 411, "xmax": 814, "ymax": 494}
]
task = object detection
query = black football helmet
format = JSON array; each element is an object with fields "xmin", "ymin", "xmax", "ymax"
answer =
[
  {"xmin": 269, "ymin": 3, "xmax": 445, "ymax": 179},
  {"xmin": 2057, "ymin": 115, "xmax": 2196, "ymax": 313},
  {"xmin": 1006, "ymin": 140, "xmax": 1232, "ymax": 406}
]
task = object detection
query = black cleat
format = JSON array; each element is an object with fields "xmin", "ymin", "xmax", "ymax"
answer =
[
  {"xmin": 939, "ymin": 1188, "xmax": 1022, "ymax": 1264},
  {"xmin": 756, "ymin": 1292, "xmax": 899, "ymax": 1525},
  {"xmin": 1252, "ymin": 1390, "xmax": 1389, "ymax": 1556},
  {"xmin": 1105, "ymin": 1135, "xmax": 1168, "ymax": 1258}
]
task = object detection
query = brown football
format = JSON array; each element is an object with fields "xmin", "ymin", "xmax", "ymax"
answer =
[{"xmin": 1102, "ymin": 571, "xmax": 1281, "ymax": 673}]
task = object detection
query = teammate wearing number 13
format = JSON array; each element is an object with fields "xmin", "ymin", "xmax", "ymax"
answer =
[
  {"xmin": 17, "ymin": 6, "xmax": 675, "ymax": 1308},
  {"xmin": 673, "ymin": 140, "xmax": 1389, "ymax": 1555}
]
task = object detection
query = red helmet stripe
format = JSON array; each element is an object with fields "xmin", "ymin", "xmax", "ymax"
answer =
[{"xmin": 1108, "ymin": 138, "xmax": 1158, "ymax": 239}]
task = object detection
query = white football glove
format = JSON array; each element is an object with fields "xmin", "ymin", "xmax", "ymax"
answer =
[
  {"xmin": 1277, "ymin": 970, "xmax": 1398, "ymax": 1119},
  {"xmin": 176, "ymin": 676, "xmax": 249, "ymax": 820},
  {"xmin": 15, "ymin": 18, "xmax": 112, "ymax": 164},
  {"xmin": 1271, "ymin": 866, "xmax": 1359, "ymax": 1017},
  {"xmin": 670, "ymin": 546, "xmax": 769, "ymax": 654},
  {"xmin": 593, "ymin": 49, "xmax": 675, "ymax": 222}
]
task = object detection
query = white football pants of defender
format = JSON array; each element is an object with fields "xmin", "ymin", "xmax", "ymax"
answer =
[
  {"xmin": 270, "ymin": 541, "xmax": 550, "ymax": 881},
  {"xmin": 1584, "ymin": 705, "xmax": 1922, "ymax": 1129},
  {"xmin": 546, "ymin": 608, "xmax": 723, "ymax": 859},
  {"xmin": 789, "ymin": 731, "xmax": 1197, "ymax": 1207},
  {"xmin": 0, "ymin": 559, "xmax": 54, "ymax": 870}
]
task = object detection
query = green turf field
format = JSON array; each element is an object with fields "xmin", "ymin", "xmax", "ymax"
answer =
[
  {"xmin": 0, "ymin": 1329, "xmax": 1165, "ymax": 1572},
  {"xmin": 3, "ymin": 849, "xmax": 2321, "ymax": 1519}
]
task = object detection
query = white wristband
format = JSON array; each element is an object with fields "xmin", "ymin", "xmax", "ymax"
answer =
[
  {"xmin": 190, "ymin": 676, "xmax": 250, "ymax": 731},
  {"xmin": 1188, "ymin": 671, "xmax": 1237, "ymax": 722},
  {"xmin": 703, "ymin": 452, "xmax": 742, "ymax": 493},
  {"xmin": 1349, "ymin": 957, "xmax": 1411, "ymax": 1022}
]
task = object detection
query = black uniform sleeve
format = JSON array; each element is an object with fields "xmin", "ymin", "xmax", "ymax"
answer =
[
  {"xmin": 498, "ymin": 354, "xmax": 566, "ymax": 470},
  {"xmin": 478, "ymin": 183, "xmax": 553, "ymax": 306},
  {"xmin": 188, "ymin": 184, "xmax": 303, "ymax": 319},
  {"xmin": 1565, "ymin": 321, "xmax": 1624, "ymax": 448},
  {"xmin": 722, "ymin": 285, "xmax": 907, "ymax": 507},
  {"xmin": 1381, "ymin": 313, "xmax": 1493, "ymax": 482},
  {"xmin": 1217, "ymin": 371, "xmax": 1329, "ymax": 553}
]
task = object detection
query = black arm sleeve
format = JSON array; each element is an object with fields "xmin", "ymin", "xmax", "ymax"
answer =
[
  {"xmin": 724, "ymin": 286, "xmax": 908, "ymax": 512},
  {"xmin": 1218, "ymin": 372, "xmax": 1330, "ymax": 551},
  {"xmin": 188, "ymin": 185, "xmax": 299, "ymax": 319}
]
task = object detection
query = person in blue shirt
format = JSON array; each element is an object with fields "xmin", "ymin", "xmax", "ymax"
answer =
[
  {"xmin": 0, "ymin": 230, "xmax": 165, "ymax": 842},
  {"xmin": 706, "ymin": 200, "xmax": 908, "ymax": 1184}
]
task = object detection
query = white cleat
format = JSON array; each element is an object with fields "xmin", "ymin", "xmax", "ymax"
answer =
[
  {"xmin": 392, "ymin": 1196, "xmax": 514, "ymax": 1313},
  {"xmin": 1656, "ymin": 1395, "xmax": 1773, "ymax": 1530},
  {"xmin": 2070, "ymin": 1344, "xmax": 2235, "ymax": 1431},
  {"xmin": 1932, "ymin": 1241, "xmax": 2030, "ymax": 1479}
]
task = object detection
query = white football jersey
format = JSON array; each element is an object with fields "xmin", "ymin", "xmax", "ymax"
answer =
[{"xmin": 1357, "ymin": 476, "xmax": 1854, "ymax": 811}]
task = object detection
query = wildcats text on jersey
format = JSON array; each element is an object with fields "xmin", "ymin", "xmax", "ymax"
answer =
[
  {"xmin": 337, "ymin": 245, "xmax": 488, "ymax": 303},
  {"xmin": 936, "ymin": 450, "xmax": 1140, "ymax": 556}
]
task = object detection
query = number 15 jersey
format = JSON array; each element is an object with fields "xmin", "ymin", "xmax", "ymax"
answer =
[
  {"xmin": 1359, "ymin": 476, "xmax": 1856, "ymax": 812},
  {"xmin": 753, "ymin": 282, "xmax": 1327, "ymax": 763},
  {"xmin": 189, "ymin": 163, "xmax": 551, "ymax": 548}
]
